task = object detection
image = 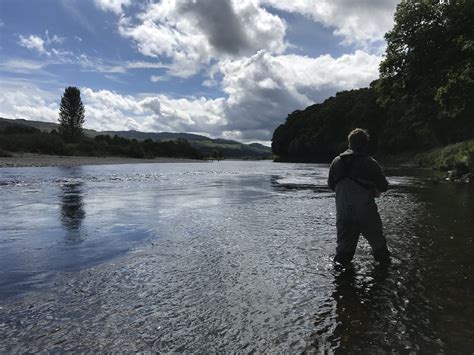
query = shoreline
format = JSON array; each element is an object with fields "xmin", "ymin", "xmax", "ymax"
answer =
[{"xmin": 0, "ymin": 153, "xmax": 205, "ymax": 168}]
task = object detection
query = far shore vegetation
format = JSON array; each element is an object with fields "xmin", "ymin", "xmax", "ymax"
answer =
[
  {"xmin": 0, "ymin": 118, "xmax": 274, "ymax": 161},
  {"xmin": 272, "ymin": 1, "xmax": 474, "ymax": 174},
  {"xmin": 0, "ymin": 88, "xmax": 272, "ymax": 161},
  {"xmin": 0, "ymin": 123, "xmax": 202, "ymax": 160},
  {"xmin": 0, "ymin": 86, "xmax": 203, "ymax": 160}
]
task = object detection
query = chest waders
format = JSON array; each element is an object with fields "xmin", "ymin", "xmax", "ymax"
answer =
[{"xmin": 333, "ymin": 156, "xmax": 390, "ymax": 265}]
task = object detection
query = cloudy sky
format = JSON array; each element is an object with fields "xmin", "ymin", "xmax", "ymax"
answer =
[{"xmin": 0, "ymin": 0, "xmax": 399, "ymax": 144}]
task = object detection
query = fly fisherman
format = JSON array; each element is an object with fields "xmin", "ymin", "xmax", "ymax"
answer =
[{"xmin": 327, "ymin": 128, "xmax": 390, "ymax": 266}]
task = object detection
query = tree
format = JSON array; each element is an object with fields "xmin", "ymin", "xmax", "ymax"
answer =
[
  {"xmin": 377, "ymin": 0, "xmax": 474, "ymax": 147},
  {"xmin": 59, "ymin": 86, "xmax": 85, "ymax": 141},
  {"xmin": 271, "ymin": 87, "xmax": 384, "ymax": 161},
  {"xmin": 212, "ymin": 149, "xmax": 224, "ymax": 161}
]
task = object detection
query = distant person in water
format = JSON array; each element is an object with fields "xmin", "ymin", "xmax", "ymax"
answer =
[{"xmin": 327, "ymin": 128, "xmax": 390, "ymax": 266}]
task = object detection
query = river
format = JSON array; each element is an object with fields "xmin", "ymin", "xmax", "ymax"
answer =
[{"xmin": 0, "ymin": 161, "xmax": 472, "ymax": 352}]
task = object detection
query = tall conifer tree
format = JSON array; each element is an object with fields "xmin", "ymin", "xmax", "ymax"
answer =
[{"xmin": 59, "ymin": 86, "xmax": 85, "ymax": 141}]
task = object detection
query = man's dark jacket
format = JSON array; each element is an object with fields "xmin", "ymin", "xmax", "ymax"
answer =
[{"xmin": 327, "ymin": 149, "xmax": 388, "ymax": 222}]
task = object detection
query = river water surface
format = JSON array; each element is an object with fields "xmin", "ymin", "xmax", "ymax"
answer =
[{"xmin": 0, "ymin": 161, "xmax": 472, "ymax": 352}]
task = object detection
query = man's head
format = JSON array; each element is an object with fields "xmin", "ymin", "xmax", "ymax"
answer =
[{"xmin": 348, "ymin": 128, "xmax": 370, "ymax": 152}]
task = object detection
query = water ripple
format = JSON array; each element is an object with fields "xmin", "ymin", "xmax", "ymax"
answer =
[{"xmin": 0, "ymin": 161, "xmax": 473, "ymax": 352}]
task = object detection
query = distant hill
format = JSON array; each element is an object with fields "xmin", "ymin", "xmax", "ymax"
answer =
[
  {"xmin": 0, "ymin": 117, "xmax": 272, "ymax": 159},
  {"xmin": 0, "ymin": 117, "xmax": 99, "ymax": 137},
  {"xmin": 99, "ymin": 130, "xmax": 210, "ymax": 142}
]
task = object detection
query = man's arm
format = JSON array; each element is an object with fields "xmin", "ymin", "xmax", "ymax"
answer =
[
  {"xmin": 370, "ymin": 159, "xmax": 389, "ymax": 192},
  {"xmin": 327, "ymin": 157, "xmax": 339, "ymax": 191}
]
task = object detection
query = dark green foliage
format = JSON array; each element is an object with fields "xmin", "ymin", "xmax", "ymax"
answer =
[
  {"xmin": 99, "ymin": 130, "xmax": 210, "ymax": 142},
  {"xmin": 0, "ymin": 129, "xmax": 69, "ymax": 155},
  {"xmin": 0, "ymin": 149, "xmax": 13, "ymax": 157},
  {"xmin": 194, "ymin": 141, "xmax": 272, "ymax": 159},
  {"xmin": 272, "ymin": 0, "xmax": 474, "ymax": 161},
  {"xmin": 0, "ymin": 117, "xmax": 272, "ymax": 160},
  {"xmin": 3, "ymin": 124, "xmax": 40, "ymax": 135},
  {"xmin": 0, "ymin": 123, "xmax": 202, "ymax": 159},
  {"xmin": 89, "ymin": 134, "xmax": 201, "ymax": 159},
  {"xmin": 377, "ymin": 0, "xmax": 474, "ymax": 148},
  {"xmin": 59, "ymin": 87, "xmax": 85, "ymax": 142},
  {"xmin": 272, "ymin": 87, "xmax": 384, "ymax": 162},
  {"xmin": 96, "ymin": 131, "xmax": 272, "ymax": 159},
  {"xmin": 91, "ymin": 135, "xmax": 201, "ymax": 159},
  {"xmin": 210, "ymin": 149, "xmax": 224, "ymax": 160},
  {"xmin": 412, "ymin": 139, "xmax": 474, "ymax": 171}
]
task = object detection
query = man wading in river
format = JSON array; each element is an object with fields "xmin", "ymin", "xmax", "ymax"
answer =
[{"xmin": 327, "ymin": 128, "xmax": 390, "ymax": 266}]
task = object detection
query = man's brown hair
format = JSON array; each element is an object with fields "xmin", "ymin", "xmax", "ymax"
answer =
[{"xmin": 348, "ymin": 128, "xmax": 370, "ymax": 152}]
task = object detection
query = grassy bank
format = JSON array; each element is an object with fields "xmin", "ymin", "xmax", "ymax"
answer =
[
  {"xmin": 274, "ymin": 140, "xmax": 474, "ymax": 178},
  {"xmin": 409, "ymin": 140, "xmax": 474, "ymax": 172}
]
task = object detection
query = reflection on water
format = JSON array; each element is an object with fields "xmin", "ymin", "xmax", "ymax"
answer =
[
  {"xmin": 309, "ymin": 265, "xmax": 397, "ymax": 353},
  {"xmin": 60, "ymin": 172, "xmax": 85, "ymax": 241},
  {"xmin": 307, "ymin": 171, "xmax": 474, "ymax": 353},
  {"xmin": 0, "ymin": 162, "xmax": 473, "ymax": 352}
]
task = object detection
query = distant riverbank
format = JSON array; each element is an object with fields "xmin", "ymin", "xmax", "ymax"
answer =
[
  {"xmin": 0, "ymin": 153, "xmax": 204, "ymax": 168},
  {"xmin": 275, "ymin": 139, "xmax": 474, "ymax": 179}
]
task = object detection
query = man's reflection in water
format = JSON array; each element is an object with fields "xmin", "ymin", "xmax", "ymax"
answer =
[
  {"xmin": 307, "ymin": 265, "xmax": 395, "ymax": 353},
  {"xmin": 60, "ymin": 172, "xmax": 86, "ymax": 243}
]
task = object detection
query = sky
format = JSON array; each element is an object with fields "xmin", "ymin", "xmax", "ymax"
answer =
[{"xmin": 0, "ymin": 0, "xmax": 400, "ymax": 144}]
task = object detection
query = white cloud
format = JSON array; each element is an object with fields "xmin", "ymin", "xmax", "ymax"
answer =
[
  {"xmin": 0, "ymin": 59, "xmax": 48, "ymax": 73},
  {"xmin": 118, "ymin": 0, "xmax": 287, "ymax": 77},
  {"xmin": 150, "ymin": 75, "xmax": 165, "ymax": 82},
  {"xmin": 104, "ymin": 75, "xmax": 127, "ymax": 84},
  {"xmin": 94, "ymin": 0, "xmax": 131, "ymax": 14},
  {"xmin": 6, "ymin": 44, "xmax": 169, "ymax": 75},
  {"xmin": 76, "ymin": 54, "xmax": 127, "ymax": 73},
  {"xmin": 78, "ymin": 58, "xmax": 170, "ymax": 74},
  {"xmin": 0, "ymin": 80, "xmax": 60, "ymax": 122},
  {"xmin": 18, "ymin": 35, "xmax": 47, "ymax": 55},
  {"xmin": 260, "ymin": 0, "xmax": 399, "ymax": 47},
  {"xmin": 125, "ymin": 61, "xmax": 168, "ymax": 70},
  {"xmin": 218, "ymin": 49, "xmax": 381, "ymax": 139},
  {"xmin": 82, "ymin": 88, "xmax": 226, "ymax": 134},
  {"xmin": 0, "ymin": 49, "xmax": 381, "ymax": 142},
  {"xmin": 18, "ymin": 31, "xmax": 66, "ymax": 56},
  {"xmin": 82, "ymin": 88, "xmax": 145, "ymax": 115},
  {"xmin": 45, "ymin": 30, "xmax": 65, "ymax": 45}
]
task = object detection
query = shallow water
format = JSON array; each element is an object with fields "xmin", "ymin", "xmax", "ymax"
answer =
[{"xmin": 0, "ymin": 161, "xmax": 472, "ymax": 352}]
